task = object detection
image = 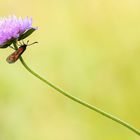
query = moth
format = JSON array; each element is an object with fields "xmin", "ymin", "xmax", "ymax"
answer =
[{"xmin": 6, "ymin": 41, "xmax": 38, "ymax": 64}]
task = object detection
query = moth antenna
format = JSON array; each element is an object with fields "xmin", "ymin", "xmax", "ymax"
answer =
[
  {"xmin": 28, "ymin": 42, "xmax": 38, "ymax": 46},
  {"xmin": 27, "ymin": 40, "xmax": 29, "ymax": 45}
]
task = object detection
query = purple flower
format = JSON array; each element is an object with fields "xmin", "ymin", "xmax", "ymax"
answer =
[{"xmin": 0, "ymin": 15, "xmax": 37, "ymax": 48}]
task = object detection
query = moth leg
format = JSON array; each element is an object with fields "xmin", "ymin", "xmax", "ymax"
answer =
[
  {"xmin": 18, "ymin": 41, "xmax": 23, "ymax": 46},
  {"xmin": 9, "ymin": 45, "xmax": 16, "ymax": 50},
  {"xmin": 21, "ymin": 40, "xmax": 25, "ymax": 45},
  {"xmin": 16, "ymin": 42, "xmax": 21, "ymax": 47}
]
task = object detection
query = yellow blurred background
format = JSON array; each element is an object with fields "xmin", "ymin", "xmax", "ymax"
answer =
[{"xmin": 0, "ymin": 0, "xmax": 140, "ymax": 139}]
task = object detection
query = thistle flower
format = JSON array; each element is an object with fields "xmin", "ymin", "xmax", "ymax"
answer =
[{"xmin": 0, "ymin": 15, "xmax": 37, "ymax": 48}]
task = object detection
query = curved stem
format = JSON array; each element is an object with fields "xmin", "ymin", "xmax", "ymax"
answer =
[{"xmin": 13, "ymin": 43, "xmax": 140, "ymax": 136}]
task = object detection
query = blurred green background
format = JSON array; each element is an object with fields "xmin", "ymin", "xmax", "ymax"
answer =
[{"xmin": 0, "ymin": 0, "xmax": 140, "ymax": 139}]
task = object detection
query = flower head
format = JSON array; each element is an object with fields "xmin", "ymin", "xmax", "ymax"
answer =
[{"xmin": 0, "ymin": 15, "xmax": 37, "ymax": 48}]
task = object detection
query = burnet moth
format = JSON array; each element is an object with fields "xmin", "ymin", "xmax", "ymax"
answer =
[{"xmin": 6, "ymin": 41, "xmax": 38, "ymax": 64}]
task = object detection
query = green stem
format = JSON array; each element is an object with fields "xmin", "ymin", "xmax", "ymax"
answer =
[{"xmin": 13, "ymin": 42, "xmax": 140, "ymax": 136}]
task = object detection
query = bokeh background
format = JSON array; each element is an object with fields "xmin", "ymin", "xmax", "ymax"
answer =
[{"xmin": 0, "ymin": 0, "xmax": 140, "ymax": 139}]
